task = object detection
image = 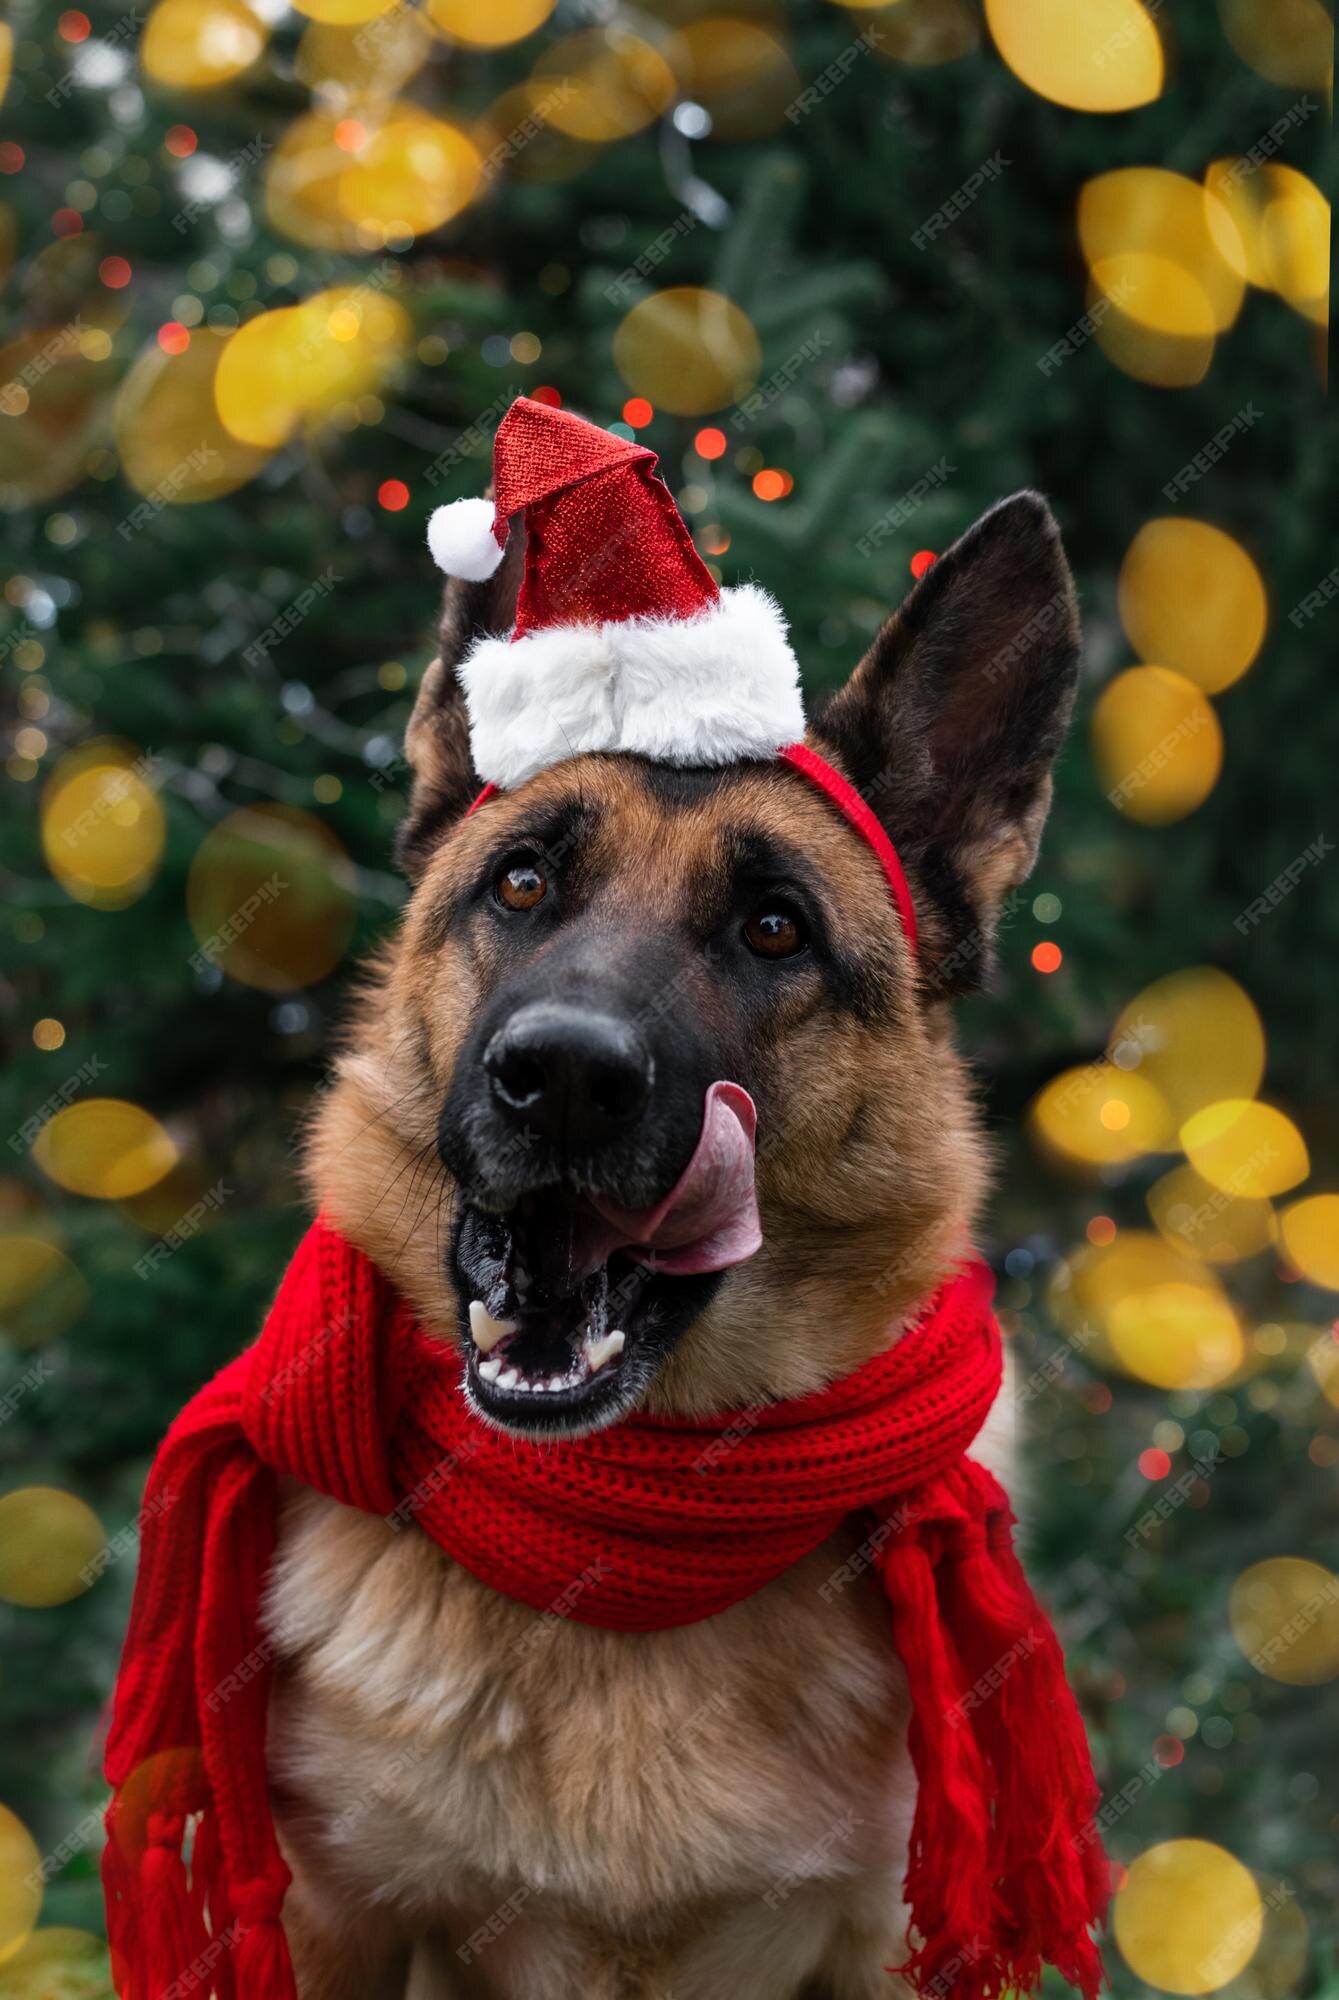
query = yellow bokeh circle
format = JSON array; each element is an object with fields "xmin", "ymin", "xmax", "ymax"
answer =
[
  {"xmin": 1147, "ymin": 1163, "xmax": 1275, "ymax": 1265},
  {"xmin": 32, "ymin": 1099, "xmax": 178, "ymax": 1201},
  {"xmin": 1079, "ymin": 168, "xmax": 1245, "ymax": 334},
  {"xmin": 215, "ymin": 285, "xmax": 411, "ymax": 448},
  {"xmin": 339, "ymin": 110, "xmax": 482, "ymax": 241},
  {"xmin": 1114, "ymin": 1840, "xmax": 1262, "ymax": 1993},
  {"xmin": 0, "ymin": 327, "xmax": 108, "ymax": 512},
  {"xmin": 426, "ymin": 0, "xmax": 555, "ymax": 48},
  {"xmin": 1217, "ymin": 0, "xmax": 1333, "ymax": 88},
  {"xmin": 1109, "ymin": 968, "xmax": 1265, "ymax": 1128},
  {"xmin": 291, "ymin": 0, "xmax": 394, "ymax": 23},
  {"xmin": 1180, "ymin": 1099, "xmax": 1309, "ymax": 1199},
  {"xmin": 0, "ymin": 1488, "xmax": 107, "ymax": 1608},
  {"xmin": 0, "ymin": 1237, "xmax": 88, "ymax": 1347},
  {"xmin": 672, "ymin": 20, "xmax": 801, "ymax": 142},
  {"xmin": 1259, "ymin": 168, "xmax": 1331, "ymax": 328},
  {"xmin": 114, "ymin": 327, "xmax": 271, "ymax": 503},
  {"xmin": 1107, "ymin": 1280, "xmax": 1244, "ymax": 1389},
  {"xmin": 1091, "ymin": 665, "xmax": 1222, "ymax": 824},
  {"xmin": 1230, "ymin": 1556, "xmax": 1339, "ymax": 1684},
  {"xmin": 1279, "ymin": 1194, "xmax": 1339, "ymax": 1289},
  {"xmin": 186, "ymin": 804, "xmax": 358, "ymax": 992},
  {"xmin": 0, "ymin": 1805, "xmax": 43, "ymax": 1967},
  {"xmin": 0, "ymin": 1927, "xmax": 112, "ymax": 1996},
  {"xmin": 140, "ymin": 0, "xmax": 269, "ymax": 89},
  {"xmin": 613, "ymin": 287, "xmax": 761, "ymax": 418},
  {"xmin": 1029, "ymin": 1064, "xmax": 1172, "ymax": 1169},
  {"xmin": 986, "ymin": 0, "xmax": 1162, "ymax": 113},
  {"xmin": 40, "ymin": 746, "xmax": 165, "ymax": 910},
  {"xmin": 534, "ymin": 30, "xmax": 678, "ymax": 143},
  {"xmin": 1087, "ymin": 262, "xmax": 1215, "ymax": 390},
  {"xmin": 1119, "ymin": 518, "xmax": 1267, "ymax": 695}
]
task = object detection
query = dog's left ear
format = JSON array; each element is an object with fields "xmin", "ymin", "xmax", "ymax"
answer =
[
  {"xmin": 808, "ymin": 491, "xmax": 1080, "ymax": 994},
  {"xmin": 394, "ymin": 526, "xmax": 524, "ymax": 879}
]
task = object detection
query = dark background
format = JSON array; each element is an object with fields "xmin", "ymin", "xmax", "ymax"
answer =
[{"xmin": 1, "ymin": 0, "xmax": 1335, "ymax": 1992}]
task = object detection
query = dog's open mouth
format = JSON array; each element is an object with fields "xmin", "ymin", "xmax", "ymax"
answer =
[{"xmin": 452, "ymin": 1081, "xmax": 761, "ymax": 1435}]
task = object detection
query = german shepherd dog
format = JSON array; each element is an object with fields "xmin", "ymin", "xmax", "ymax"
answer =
[{"xmin": 264, "ymin": 491, "xmax": 1080, "ymax": 1998}]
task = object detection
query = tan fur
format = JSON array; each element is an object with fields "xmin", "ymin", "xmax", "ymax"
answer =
[{"xmin": 267, "ymin": 749, "xmax": 1007, "ymax": 1997}]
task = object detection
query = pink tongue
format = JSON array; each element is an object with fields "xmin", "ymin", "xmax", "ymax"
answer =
[{"xmin": 581, "ymin": 1081, "xmax": 762, "ymax": 1276}]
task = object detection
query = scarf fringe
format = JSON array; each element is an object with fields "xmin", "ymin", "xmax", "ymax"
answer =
[{"xmin": 881, "ymin": 1497, "xmax": 1106, "ymax": 2000}]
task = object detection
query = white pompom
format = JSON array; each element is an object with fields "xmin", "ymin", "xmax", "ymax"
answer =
[{"xmin": 426, "ymin": 496, "xmax": 505, "ymax": 581}]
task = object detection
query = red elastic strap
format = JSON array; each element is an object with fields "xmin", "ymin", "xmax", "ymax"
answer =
[
  {"xmin": 464, "ymin": 747, "xmax": 917, "ymax": 955},
  {"xmin": 778, "ymin": 742, "xmax": 918, "ymax": 954}
]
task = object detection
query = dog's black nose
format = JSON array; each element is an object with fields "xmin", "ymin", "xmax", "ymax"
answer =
[{"xmin": 483, "ymin": 1002, "xmax": 653, "ymax": 1143}]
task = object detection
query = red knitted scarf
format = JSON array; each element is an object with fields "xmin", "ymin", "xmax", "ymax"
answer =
[{"xmin": 102, "ymin": 1219, "xmax": 1106, "ymax": 2000}]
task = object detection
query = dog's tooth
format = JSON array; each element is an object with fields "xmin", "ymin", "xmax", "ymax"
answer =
[
  {"xmin": 584, "ymin": 1329, "xmax": 626, "ymax": 1374},
  {"xmin": 478, "ymin": 1354, "xmax": 502, "ymax": 1383},
  {"xmin": 469, "ymin": 1300, "xmax": 519, "ymax": 1354},
  {"xmin": 547, "ymin": 1375, "xmax": 567, "ymax": 1392},
  {"xmin": 497, "ymin": 1365, "xmax": 519, "ymax": 1390}
]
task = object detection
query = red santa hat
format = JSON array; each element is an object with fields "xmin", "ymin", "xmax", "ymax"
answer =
[{"xmin": 426, "ymin": 396, "xmax": 804, "ymax": 791}]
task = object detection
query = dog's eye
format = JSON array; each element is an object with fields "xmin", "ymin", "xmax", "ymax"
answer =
[
  {"xmin": 743, "ymin": 906, "xmax": 808, "ymax": 959},
  {"xmin": 496, "ymin": 860, "xmax": 548, "ymax": 912}
]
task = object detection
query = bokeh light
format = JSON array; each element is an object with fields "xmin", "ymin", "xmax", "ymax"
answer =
[
  {"xmin": 1217, "ymin": 0, "xmax": 1334, "ymax": 87},
  {"xmin": 1147, "ymin": 1162, "xmax": 1276, "ymax": 1264},
  {"xmin": 986, "ymin": 0, "xmax": 1163, "ymax": 112},
  {"xmin": 1109, "ymin": 968, "xmax": 1266, "ymax": 1127},
  {"xmin": 114, "ymin": 326, "xmax": 271, "ymax": 502},
  {"xmin": 1181, "ymin": 1099, "xmax": 1309, "ymax": 1199},
  {"xmin": 0, "ymin": 328, "xmax": 107, "ymax": 511},
  {"xmin": 1278, "ymin": 1195, "xmax": 1339, "ymax": 1289},
  {"xmin": 0, "ymin": 1487, "xmax": 106, "ymax": 1608},
  {"xmin": 1257, "ymin": 165, "xmax": 1331, "ymax": 328},
  {"xmin": 0, "ymin": 1236, "xmax": 88, "ymax": 1347},
  {"xmin": 613, "ymin": 287, "xmax": 761, "ymax": 417},
  {"xmin": 1091, "ymin": 665, "xmax": 1222, "ymax": 824},
  {"xmin": 32, "ymin": 1100, "xmax": 178, "ymax": 1201},
  {"xmin": 1230, "ymin": 1557, "xmax": 1339, "ymax": 1684},
  {"xmin": 0, "ymin": 1805, "xmax": 42, "ymax": 1965},
  {"xmin": 0, "ymin": 1928, "xmax": 113, "ymax": 1997},
  {"xmin": 40, "ymin": 744, "xmax": 165, "ymax": 909},
  {"xmin": 214, "ymin": 284, "xmax": 411, "ymax": 448},
  {"xmin": 1114, "ymin": 1839, "xmax": 1262, "ymax": 1992},
  {"xmin": 1029, "ymin": 1064, "xmax": 1172, "ymax": 1169},
  {"xmin": 186, "ymin": 803, "xmax": 358, "ymax": 991},
  {"xmin": 425, "ymin": 0, "xmax": 555, "ymax": 47},
  {"xmin": 295, "ymin": 7, "xmax": 432, "ymax": 95},
  {"xmin": 533, "ymin": 29, "xmax": 677, "ymax": 143},
  {"xmin": 140, "ymin": 0, "xmax": 269, "ymax": 89},
  {"xmin": 1107, "ymin": 1280, "xmax": 1245, "ymax": 1390},
  {"xmin": 672, "ymin": 19, "xmax": 800, "ymax": 142},
  {"xmin": 1119, "ymin": 519, "xmax": 1267, "ymax": 694}
]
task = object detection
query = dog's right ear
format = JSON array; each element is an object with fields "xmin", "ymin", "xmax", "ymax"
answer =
[
  {"xmin": 394, "ymin": 528, "xmax": 523, "ymax": 879},
  {"xmin": 808, "ymin": 491, "xmax": 1080, "ymax": 994}
]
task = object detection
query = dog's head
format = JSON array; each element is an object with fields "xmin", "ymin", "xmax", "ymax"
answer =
[{"xmin": 310, "ymin": 492, "xmax": 1079, "ymax": 1436}]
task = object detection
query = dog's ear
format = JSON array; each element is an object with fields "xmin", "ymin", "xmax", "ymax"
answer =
[
  {"xmin": 395, "ymin": 526, "xmax": 524, "ymax": 879},
  {"xmin": 809, "ymin": 491, "xmax": 1080, "ymax": 995}
]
